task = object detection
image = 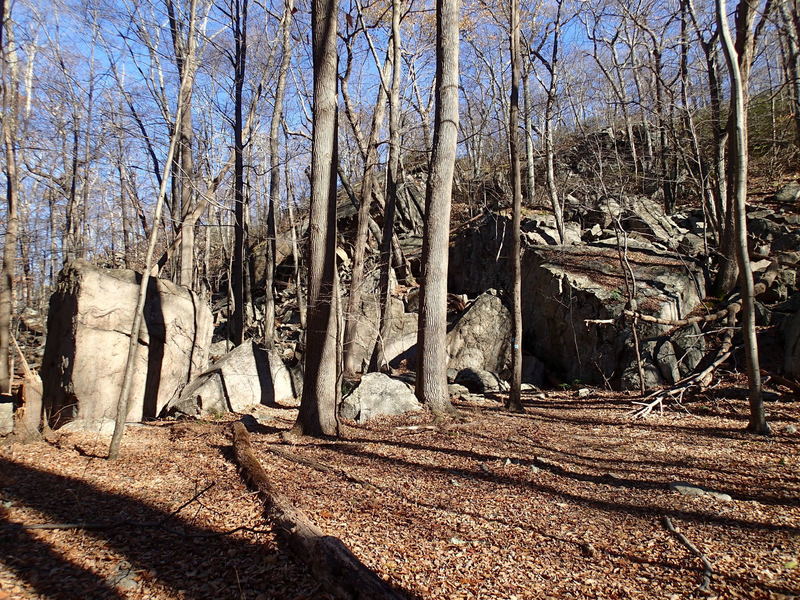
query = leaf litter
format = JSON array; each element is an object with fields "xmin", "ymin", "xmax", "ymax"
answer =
[{"xmin": 0, "ymin": 389, "xmax": 798, "ymax": 599}]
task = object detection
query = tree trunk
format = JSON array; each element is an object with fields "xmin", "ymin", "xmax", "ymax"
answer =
[
  {"xmin": 108, "ymin": 0, "xmax": 197, "ymax": 459},
  {"xmin": 716, "ymin": 0, "xmax": 768, "ymax": 434},
  {"xmin": 370, "ymin": 0, "xmax": 402, "ymax": 373},
  {"xmin": 507, "ymin": 0, "xmax": 523, "ymax": 412},
  {"xmin": 522, "ymin": 71, "xmax": 535, "ymax": 205},
  {"xmin": 293, "ymin": 0, "xmax": 339, "ymax": 437},
  {"xmin": 415, "ymin": 0, "xmax": 459, "ymax": 416},
  {"xmin": 231, "ymin": 0, "xmax": 249, "ymax": 346},
  {"xmin": 0, "ymin": 0, "xmax": 19, "ymax": 396},
  {"xmin": 264, "ymin": 0, "xmax": 295, "ymax": 349},
  {"xmin": 341, "ymin": 55, "xmax": 390, "ymax": 376},
  {"xmin": 778, "ymin": 0, "xmax": 800, "ymax": 152}
]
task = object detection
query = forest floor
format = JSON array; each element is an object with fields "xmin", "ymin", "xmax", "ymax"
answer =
[{"xmin": 1, "ymin": 385, "xmax": 799, "ymax": 600}]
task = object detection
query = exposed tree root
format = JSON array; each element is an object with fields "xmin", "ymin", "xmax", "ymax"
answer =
[
  {"xmin": 232, "ymin": 421, "xmax": 407, "ymax": 600},
  {"xmin": 660, "ymin": 516, "xmax": 713, "ymax": 592}
]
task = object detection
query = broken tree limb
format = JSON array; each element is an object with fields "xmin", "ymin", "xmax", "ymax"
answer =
[
  {"xmin": 629, "ymin": 311, "xmax": 740, "ymax": 419},
  {"xmin": 660, "ymin": 516, "xmax": 713, "ymax": 592},
  {"xmin": 761, "ymin": 370, "xmax": 800, "ymax": 396},
  {"xmin": 261, "ymin": 443, "xmax": 378, "ymax": 490},
  {"xmin": 619, "ymin": 261, "xmax": 778, "ymax": 328},
  {"xmin": 231, "ymin": 422, "xmax": 406, "ymax": 600}
]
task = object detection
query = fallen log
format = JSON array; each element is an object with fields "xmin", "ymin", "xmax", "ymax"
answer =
[{"xmin": 231, "ymin": 422, "xmax": 406, "ymax": 600}]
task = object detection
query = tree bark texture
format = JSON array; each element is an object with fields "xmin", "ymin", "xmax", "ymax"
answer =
[
  {"xmin": 0, "ymin": 0, "xmax": 19, "ymax": 396},
  {"xmin": 294, "ymin": 0, "xmax": 340, "ymax": 437},
  {"xmin": 716, "ymin": 0, "xmax": 768, "ymax": 434},
  {"xmin": 507, "ymin": 0, "xmax": 523, "ymax": 412},
  {"xmin": 415, "ymin": 0, "xmax": 459, "ymax": 415}
]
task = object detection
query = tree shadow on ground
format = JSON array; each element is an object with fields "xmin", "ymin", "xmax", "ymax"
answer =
[
  {"xmin": 268, "ymin": 435, "xmax": 798, "ymax": 598},
  {"xmin": 0, "ymin": 455, "xmax": 414, "ymax": 599},
  {"xmin": 457, "ymin": 428, "xmax": 800, "ymax": 489},
  {"xmin": 318, "ymin": 440, "xmax": 800, "ymax": 533}
]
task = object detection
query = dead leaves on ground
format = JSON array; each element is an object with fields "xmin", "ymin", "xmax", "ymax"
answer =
[{"xmin": 0, "ymin": 391, "xmax": 799, "ymax": 599}]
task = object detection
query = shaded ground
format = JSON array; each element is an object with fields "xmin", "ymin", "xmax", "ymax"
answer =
[{"xmin": 1, "ymin": 389, "xmax": 799, "ymax": 599}]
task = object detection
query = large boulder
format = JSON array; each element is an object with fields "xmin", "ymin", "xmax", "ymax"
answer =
[
  {"xmin": 346, "ymin": 274, "xmax": 418, "ymax": 371},
  {"xmin": 41, "ymin": 261, "xmax": 213, "ymax": 429},
  {"xmin": 163, "ymin": 341, "xmax": 298, "ymax": 417},
  {"xmin": 446, "ymin": 291, "xmax": 512, "ymax": 376},
  {"xmin": 339, "ymin": 373, "xmax": 422, "ymax": 423},
  {"xmin": 521, "ymin": 245, "xmax": 705, "ymax": 389}
]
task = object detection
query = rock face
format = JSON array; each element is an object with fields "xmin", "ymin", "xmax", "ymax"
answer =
[
  {"xmin": 446, "ymin": 291, "xmax": 512, "ymax": 376},
  {"xmin": 41, "ymin": 261, "xmax": 213, "ymax": 428},
  {"xmin": 346, "ymin": 278, "xmax": 418, "ymax": 371},
  {"xmin": 164, "ymin": 341, "xmax": 298, "ymax": 416},
  {"xmin": 785, "ymin": 310, "xmax": 800, "ymax": 378},
  {"xmin": 339, "ymin": 373, "xmax": 422, "ymax": 423},
  {"xmin": 521, "ymin": 245, "xmax": 705, "ymax": 389}
]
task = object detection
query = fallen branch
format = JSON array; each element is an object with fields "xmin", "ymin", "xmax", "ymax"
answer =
[
  {"xmin": 262, "ymin": 443, "xmax": 377, "ymax": 490},
  {"xmin": 630, "ymin": 310, "xmax": 739, "ymax": 419},
  {"xmin": 660, "ymin": 516, "xmax": 713, "ymax": 592},
  {"xmin": 232, "ymin": 421, "xmax": 406, "ymax": 600},
  {"xmin": 620, "ymin": 261, "xmax": 778, "ymax": 328},
  {"xmin": 761, "ymin": 370, "xmax": 800, "ymax": 396}
]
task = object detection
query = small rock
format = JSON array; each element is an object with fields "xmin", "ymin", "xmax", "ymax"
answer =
[
  {"xmin": 669, "ymin": 481, "xmax": 706, "ymax": 497},
  {"xmin": 670, "ymin": 481, "xmax": 731, "ymax": 502},
  {"xmin": 577, "ymin": 388, "xmax": 591, "ymax": 398},
  {"xmin": 449, "ymin": 537, "xmax": 466, "ymax": 545},
  {"xmin": 708, "ymin": 492, "xmax": 732, "ymax": 502},
  {"xmin": 785, "ymin": 424, "xmax": 797, "ymax": 435},
  {"xmin": 448, "ymin": 383, "xmax": 470, "ymax": 398}
]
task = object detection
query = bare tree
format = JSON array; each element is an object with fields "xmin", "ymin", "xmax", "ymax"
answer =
[
  {"xmin": 415, "ymin": 0, "xmax": 460, "ymax": 416},
  {"xmin": 340, "ymin": 34, "xmax": 391, "ymax": 376},
  {"xmin": 507, "ymin": 0, "xmax": 523, "ymax": 412},
  {"xmin": 109, "ymin": 0, "xmax": 199, "ymax": 460},
  {"xmin": 0, "ymin": 0, "xmax": 20, "ymax": 397},
  {"xmin": 293, "ymin": 0, "xmax": 339, "ymax": 437},
  {"xmin": 529, "ymin": 0, "xmax": 568, "ymax": 243},
  {"xmin": 716, "ymin": 0, "xmax": 769, "ymax": 434},
  {"xmin": 370, "ymin": 0, "xmax": 403, "ymax": 373},
  {"xmin": 230, "ymin": 0, "xmax": 249, "ymax": 345},
  {"xmin": 263, "ymin": 0, "xmax": 295, "ymax": 349},
  {"xmin": 166, "ymin": 0, "xmax": 200, "ymax": 289}
]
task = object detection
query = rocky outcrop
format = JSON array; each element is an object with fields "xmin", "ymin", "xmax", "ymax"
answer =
[
  {"xmin": 339, "ymin": 373, "xmax": 422, "ymax": 423},
  {"xmin": 41, "ymin": 261, "xmax": 213, "ymax": 428},
  {"xmin": 521, "ymin": 244, "xmax": 705, "ymax": 389},
  {"xmin": 446, "ymin": 291, "xmax": 512, "ymax": 376},
  {"xmin": 163, "ymin": 341, "xmax": 298, "ymax": 417}
]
